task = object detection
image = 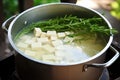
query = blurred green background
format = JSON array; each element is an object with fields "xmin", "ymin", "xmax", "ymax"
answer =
[
  {"xmin": 3, "ymin": 0, "xmax": 120, "ymax": 20},
  {"xmin": 110, "ymin": 0, "xmax": 120, "ymax": 20},
  {"xmin": 3, "ymin": 0, "xmax": 60, "ymax": 19}
]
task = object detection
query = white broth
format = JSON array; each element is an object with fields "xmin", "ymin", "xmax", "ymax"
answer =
[{"xmin": 15, "ymin": 28, "xmax": 106, "ymax": 64}]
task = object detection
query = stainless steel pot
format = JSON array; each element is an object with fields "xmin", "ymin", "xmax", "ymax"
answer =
[{"xmin": 2, "ymin": 3, "xmax": 119, "ymax": 80}]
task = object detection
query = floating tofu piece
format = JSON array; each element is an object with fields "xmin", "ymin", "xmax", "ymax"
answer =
[
  {"xmin": 31, "ymin": 37, "xmax": 37, "ymax": 42},
  {"xmin": 31, "ymin": 42, "xmax": 42, "ymax": 50},
  {"xmin": 16, "ymin": 42, "xmax": 29, "ymax": 49},
  {"xmin": 26, "ymin": 37, "xmax": 37, "ymax": 46},
  {"xmin": 37, "ymin": 37, "xmax": 49, "ymax": 44},
  {"xmin": 54, "ymin": 50, "xmax": 74, "ymax": 62},
  {"xmin": 55, "ymin": 50, "xmax": 65, "ymax": 57},
  {"xmin": 42, "ymin": 54, "xmax": 62, "ymax": 62},
  {"xmin": 47, "ymin": 31, "xmax": 57, "ymax": 37},
  {"xmin": 42, "ymin": 44, "xmax": 55, "ymax": 53},
  {"xmin": 63, "ymin": 36, "xmax": 74, "ymax": 43},
  {"xmin": 24, "ymin": 50, "xmax": 36, "ymax": 57},
  {"xmin": 57, "ymin": 32, "xmax": 66, "ymax": 38},
  {"xmin": 32, "ymin": 52, "xmax": 45, "ymax": 60},
  {"xmin": 42, "ymin": 54, "xmax": 55, "ymax": 60},
  {"xmin": 25, "ymin": 39, "xmax": 35, "ymax": 45},
  {"xmin": 65, "ymin": 31, "xmax": 71, "ymax": 35},
  {"xmin": 55, "ymin": 45, "xmax": 65, "ymax": 50},
  {"xmin": 54, "ymin": 56, "xmax": 63, "ymax": 61},
  {"xmin": 34, "ymin": 28, "xmax": 42, "ymax": 37},
  {"xmin": 50, "ymin": 36, "xmax": 58, "ymax": 41},
  {"xmin": 40, "ymin": 32, "xmax": 47, "ymax": 38},
  {"xmin": 64, "ymin": 52, "xmax": 74, "ymax": 62},
  {"xmin": 52, "ymin": 40, "xmax": 63, "ymax": 47}
]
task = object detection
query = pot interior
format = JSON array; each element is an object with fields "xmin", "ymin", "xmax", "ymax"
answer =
[{"xmin": 8, "ymin": 3, "xmax": 112, "ymax": 65}]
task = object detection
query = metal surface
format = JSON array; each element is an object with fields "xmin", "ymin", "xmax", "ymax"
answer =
[
  {"xmin": 8, "ymin": 3, "xmax": 113, "ymax": 65},
  {"xmin": 2, "ymin": 15, "xmax": 17, "ymax": 32},
  {"xmin": 100, "ymin": 68, "xmax": 110, "ymax": 80},
  {"xmin": 83, "ymin": 46, "xmax": 119, "ymax": 71},
  {"xmin": 2, "ymin": 3, "xmax": 119, "ymax": 80}
]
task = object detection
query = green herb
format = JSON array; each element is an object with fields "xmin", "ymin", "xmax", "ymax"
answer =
[{"xmin": 15, "ymin": 15, "xmax": 118, "ymax": 40}]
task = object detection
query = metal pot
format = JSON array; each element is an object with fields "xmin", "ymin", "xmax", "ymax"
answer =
[{"xmin": 2, "ymin": 3, "xmax": 119, "ymax": 80}]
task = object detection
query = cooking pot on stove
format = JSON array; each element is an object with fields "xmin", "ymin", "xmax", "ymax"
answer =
[{"xmin": 2, "ymin": 3, "xmax": 119, "ymax": 80}]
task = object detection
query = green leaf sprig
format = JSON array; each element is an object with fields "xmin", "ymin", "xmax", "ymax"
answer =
[{"xmin": 15, "ymin": 15, "xmax": 118, "ymax": 40}]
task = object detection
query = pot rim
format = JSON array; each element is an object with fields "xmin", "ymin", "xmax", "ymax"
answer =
[{"xmin": 8, "ymin": 3, "xmax": 113, "ymax": 66}]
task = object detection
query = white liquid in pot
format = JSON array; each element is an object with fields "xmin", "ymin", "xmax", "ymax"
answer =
[{"xmin": 15, "ymin": 28, "xmax": 106, "ymax": 64}]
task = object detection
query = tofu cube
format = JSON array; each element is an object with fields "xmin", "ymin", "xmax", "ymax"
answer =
[
  {"xmin": 31, "ymin": 37, "xmax": 37, "ymax": 42},
  {"xmin": 40, "ymin": 32, "xmax": 47, "ymax": 38},
  {"xmin": 55, "ymin": 50, "xmax": 65, "ymax": 57},
  {"xmin": 50, "ymin": 36, "xmax": 58, "ymax": 41},
  {"xmin": 63, "ymin": 36, "xmax": 74, "ymax": 43},
  {"xmin": 47, "ymin": 31, "xmax": 57, "ymax": 37},
  {"xmin": 65, "ymin": 31, "xmax": 71, "ymax": 35},
  {"xmin": 42, "ymin": 54, "xmax": 63, "ymax": 63},
  {"xmin": 25, "ymin": 39, "xmax": 36, "ymax": 45},
  {"xmin": 37, "ymin": 37, "xmax": 49, "ymax": 44},
  {"xmin": 42, "ymin": 44, "xmax": 55, "ymax": 53},
  {"xmin": 34, "ymin": 28, "xmax": 42, "ymax": 37},
  {"xmin": 54, "ymin": 57, "xmax": 63, "ymax": 61},
  {"xmin": 52, "ymin": 40, "xmax": 63, "ymax": 47},
  {"xmin": 64, "ymin": 52, "xmax": 74, "ymax": 62},
  {"xmin": 24, "ymin": 50, "xmax": 36, "ymax": 57},
  {"xmin": 16, "ymin": 42, "xmax": 29, "ymax": 49},
  {"xmin": 57, "ymin": 32, "xmax": 66, "ymax": 38},
  {"xmin": 31, "ymin": 42, "xmax": 42, "ymax": 50},
  {"xmin": 42, "ymin": 54, "xmax": 56, "ymax": 61}
]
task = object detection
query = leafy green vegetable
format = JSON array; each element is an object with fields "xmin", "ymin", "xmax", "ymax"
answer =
[{"xmin": 15, "ymin": 15, "xmax": 118, "ymax": 40}]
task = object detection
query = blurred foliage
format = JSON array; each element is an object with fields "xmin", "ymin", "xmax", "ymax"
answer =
[
  {"xmin": 110, "ymin": 0, "xmax": 120, "ymax": 20},
  {"xmin": 3, "ymin": 0, "xmax": 60, "ymax": 19},
  {"xmin": 34, "ymin": 0, "xmax": 60, "ymax": 6},
  {"xmin": 3, "ymin": 0, "xmax": 18, "ymax": 19}
]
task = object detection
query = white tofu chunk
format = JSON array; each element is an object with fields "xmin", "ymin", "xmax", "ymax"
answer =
[
  {"xmin": 47, "ymin": 31, "xmax": 57, "ymax": 37},
  {"xmin": 42, "ymin": 54, "xmax": 56, "ymax": 60},
  {"xmin": 37, "ymin": 37, "xmax": 49, "ymax": 44},
  {"xmin": 55, "ymin": 50, "xmax": 65, "ymax": 57},
  {"xmin": 42, "ymin": 44, "xmax": 55, "ymax": 53},
  {"xmin": 31, "ymin": 42, "xmax": 42, "ymax": 50},
  {"xmin": 16, "ymin": 42, "xmax": 29, "ymax": 49},
  {"xmin": 34, "ymin": 28, "xmax": 42, "ymax": 37},
  {"xmin": 42, "ymin": 54, "xmax": 62, "ymax": 62},
  {"xmin": 55, "ymin": 45, "xmax": 65, "ymax": 50},
  {"xmin": 63, "ymin": 36, "xmax": 74, "ymax": 43},
  {"xmin": 50, "ymin": 36, "xmax": 58, "ymax": 41},
  {"xmin": 57, "ymin": 32, "xmax": 66, "ymax": 38},
  {"xmin": 55, "ymin": 49, "xmax": 74, "ymax": 62},
  {"xmin": 24, "ymin": 38, "xmax": 36, "ymax": 45},
  {"xmin": 40, "ymin": 32, "xmax": 47, "ymax": 38},
  {"xmin": 24, "ymin": 50, "xmax": 36, "ymax": 57},
  {"xmin": 54, "ymin": 57, "xmax": 63, "ymax": 61},
  {"xmin": 65, "ymin": 31, "xmax": 71, "ymax": 35},
  {"xmin": 64, "ymin": 52, "xmax": 74, "ymax": 62},
  {"xmin": 52, "ymin": 40, "xmax": 63, "ymax": 47},
  {"xmin": 31, "ymin": 37, "xmax": 37, "ymax": 42}
]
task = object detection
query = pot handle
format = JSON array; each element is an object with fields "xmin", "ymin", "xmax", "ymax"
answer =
[
  {"xmin": 2, "ymin": 15, "xmax": 17, "ymax": 32},
  {"xmin": 83, "ymin": 46, "xmax": 119, "ymax": 72}
]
